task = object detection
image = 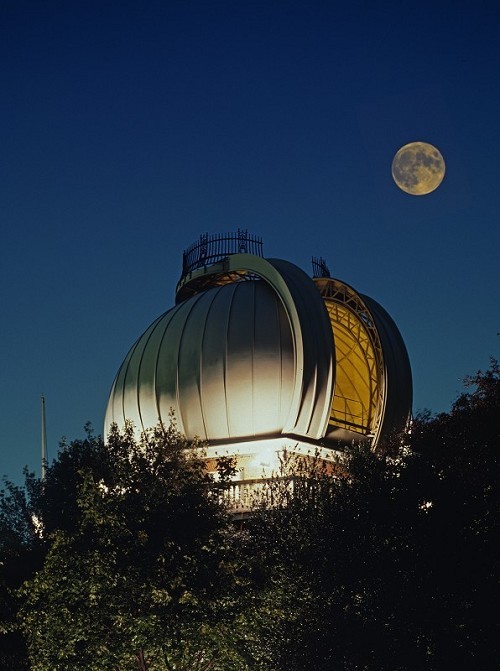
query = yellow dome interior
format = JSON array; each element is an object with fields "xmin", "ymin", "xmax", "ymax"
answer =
[{"xmin": 324, "ymin": 301, "xmax": 381, "ymax": 435}]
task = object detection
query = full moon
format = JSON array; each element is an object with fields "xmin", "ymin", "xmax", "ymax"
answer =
[{"xmin": 392, "ymin": 141, "xmax": 445, "ymax": 195}]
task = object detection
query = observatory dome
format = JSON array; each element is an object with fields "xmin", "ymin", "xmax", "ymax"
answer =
[
  {"xmin": 105, "ymin": 252, "xmax": 335, "ymax": 448},
  {"xmin": 105, "ymin": 232, "xmax": 412, "ymax": 481}
]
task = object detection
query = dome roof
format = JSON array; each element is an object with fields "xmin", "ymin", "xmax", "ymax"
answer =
[
  {"xmin": 105, "ymin": 255, "xmax": 335, "ymax": 445},
  {"xmin": 105, "ymin": 237, "xmax": 412, "ymax": 453}
]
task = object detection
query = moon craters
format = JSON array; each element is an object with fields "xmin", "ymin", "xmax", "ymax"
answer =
[{"xmin": 392, "ymin": 142, "xmax": 445, "ymax": 195}]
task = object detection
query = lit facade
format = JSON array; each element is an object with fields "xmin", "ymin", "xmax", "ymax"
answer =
[{"xmin": 105, "ymin": 232, "xmax": 412, "ymax": 500}]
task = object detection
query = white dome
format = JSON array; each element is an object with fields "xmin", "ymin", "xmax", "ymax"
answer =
[
  {"xmin": 105, "ymin": 255, "xmax": 336, "ymax": 446},
  {"xmin": 105, "ymin": 242, "xmax": 412, "ymax": 456}
]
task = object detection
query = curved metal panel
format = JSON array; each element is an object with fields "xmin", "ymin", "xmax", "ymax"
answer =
[
  {"xmin": 225, "ymin": 282, "xmax": 258, "ymax": 437},
  {"xmin": 177, "ymin": 292, "xmax": 209, "ymax": 439},
  {"xmin": 104, "ymin": 314, "xmax": 162, "ymax": 434},
  {"xmin": 267, "ymin": 259, "xmax": 335, "ymax": 439},
  {"xmin": 123, "ymin": 318, "xmax": 163, "ymax": 433},
  {"xmin": 172, "ymin": 252, "xmax": 335, "ymax": 442},
  {"xmin": 155, "ymin": 296, "xmax": 203, "ymax": 436},
  {"xmin": 361, "ymin": 294, "xmax": 413, "ymax": 438},
  {"xmin": 105, "ymin": 271, "xmax": 305, "ymax": 444},
  {"xmin": 253, "ymin": 278, "xmax": 294, "ymax": 431},
  {"xmin": 136, "ymin": 313, "xmax": 174, "ymax": 432},
  {"xmin": 198, "ymin": 284, "xmax": 234, "ymax": 439}
]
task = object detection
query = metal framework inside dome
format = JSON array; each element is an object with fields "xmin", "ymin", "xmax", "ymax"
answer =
[{"xmin": 314, "ymin": 277, "xmax": 385, "ymax": 442}]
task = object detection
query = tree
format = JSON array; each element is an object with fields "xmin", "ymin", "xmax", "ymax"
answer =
[
  {"xmin": 4, "ymin": 362, "xmax": 498, "ymax": 670},
  {"xmin": 17, "ymin": 421, "xmax": 243, "ymax": 671},
  {"xmin": 407, "ymin": 359, "xmax": 499, "ymax": 670},
  {"xmin": 235, "ymin": 362, "xmax": 499, "ymax": 670},
  {"xmin": 0, "ymin": 470, "xmax": 43, "ymax": 671},
  {"xmin": 237, "ymin": 446, "xmax": 437, "ymax": 671},
  {"xmin": 1, "ymin": 424, "xmax": 115, "ymax": 670}
]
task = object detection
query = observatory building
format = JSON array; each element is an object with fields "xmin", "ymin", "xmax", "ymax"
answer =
[{"xmin": 105, "ymin": 231, "xmax": 412, "ymax": 497}]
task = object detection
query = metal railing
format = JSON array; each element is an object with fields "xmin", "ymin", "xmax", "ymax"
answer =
[
  {"xmin": 312, "ymin": 256, "xmax": 331, "ymax": 278},
  {"xmin": 220, "ymin": 476, "xmax": 295, "ymax": 514},
  {"xmin": 181, "ymin": 230, "xmax": 263, "ymax": 278}
]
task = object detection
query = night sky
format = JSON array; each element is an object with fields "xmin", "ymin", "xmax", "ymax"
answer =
[{"xmin": 2, "ymin": 0, "xmax": 499, "ymax": 481}]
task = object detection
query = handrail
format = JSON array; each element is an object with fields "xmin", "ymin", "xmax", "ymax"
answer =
[
  {"xmin": 311, "ymin": 256, "xmax": 331, "ymax": 278},
  {"xmin": 181, "ymin": 230, "xmax": 263, "ymax": 278}
]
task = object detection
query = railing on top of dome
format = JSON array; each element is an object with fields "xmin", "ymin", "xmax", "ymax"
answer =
[
  {"xmin": 312, "ymin": 256, "xmax": 331, "ymax": 279},
  {"xmin": 181, "ymin": 230, "xmax": 264, "ymax": 278}
]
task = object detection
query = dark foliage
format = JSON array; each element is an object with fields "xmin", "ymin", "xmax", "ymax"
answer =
[
  {"xmin": 1, "ymin": 361, "xmax": 498, "ymax": 670},
  {"xmin": 239, "ymin": 360, "xmax": 499, "ymax": 670}
]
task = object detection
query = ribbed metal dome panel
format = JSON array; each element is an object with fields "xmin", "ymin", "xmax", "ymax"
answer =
[{"xmin": 104, "ymin": 279, "xmax": 296, "ymax": 442}]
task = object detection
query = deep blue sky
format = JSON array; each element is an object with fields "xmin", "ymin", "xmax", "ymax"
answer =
[{"xmin": 1, "ymin": 0, "xmax": 499, "ymax": 481}]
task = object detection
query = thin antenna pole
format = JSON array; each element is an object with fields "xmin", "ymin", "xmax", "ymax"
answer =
[{"xmin": 41, "ymin": 394, "xmax": 47, "ymax": 480}]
